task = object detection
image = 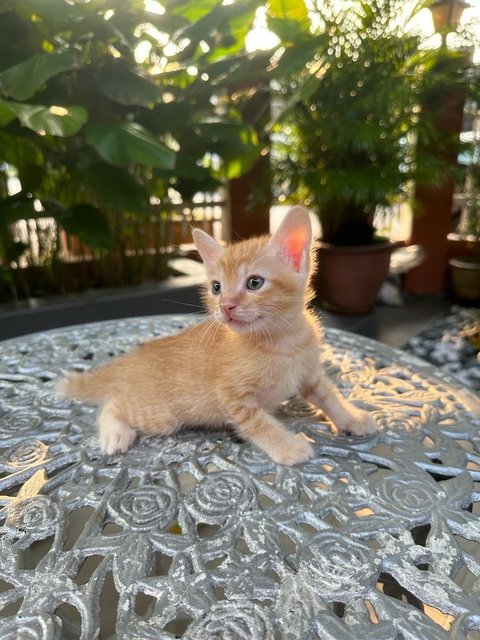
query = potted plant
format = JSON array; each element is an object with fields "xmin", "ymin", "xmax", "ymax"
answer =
[
  {"xmin": 271, "ymin": 0, "xmax": 451, "ymax": 314},
  {"xmin": 449, "ymin": 220, "xmax": 480, "ymax": 306},
  {"xmin": 449, "ymin": 100, "xmax": 480, "ymax": 305}
]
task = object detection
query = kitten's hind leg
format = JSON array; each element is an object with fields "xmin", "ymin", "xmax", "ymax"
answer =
[{"xmin": 98, "ymin": 401, "xmax": 137, "ymax": 455}]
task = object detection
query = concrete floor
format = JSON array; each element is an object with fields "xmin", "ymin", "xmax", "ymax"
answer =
[{"xmin": 319, "ymin": 294, "xmax": 452, "ymax": 349}]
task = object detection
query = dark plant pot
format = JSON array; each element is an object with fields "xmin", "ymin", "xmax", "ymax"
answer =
[
  {"xmin": 313, "ymin": 240, "xmax": 398, "ymax": 315},
  {"xmin": 449, "ymin": 256, "xmax": 480, "ymax": 306}
]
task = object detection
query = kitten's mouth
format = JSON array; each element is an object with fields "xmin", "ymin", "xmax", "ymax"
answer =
[
  {"xmin": 228, "ymin": 317, "xmax": 250, "ymax": 326},
  {"xmin": 228, "ymin": 315, "xmax": 263, "ymax": 329},
  {"xmin": 216, "ymin": 311, "xmax": 261, "ymax": 329},
  {"xmin": 218, "ymin": 314, "xmax": 257, "ymax": 328}
]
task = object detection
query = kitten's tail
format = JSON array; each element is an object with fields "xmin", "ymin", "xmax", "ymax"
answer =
[{"xmin": 56, "ymin": 367, "xmax": 114, "ymax": 404}]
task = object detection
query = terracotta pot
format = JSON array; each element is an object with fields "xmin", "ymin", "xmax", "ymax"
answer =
[
  {"xmin": 313, "ymin": 240, "xmax": 398, "ymax": 315},
  {"xmin": 449, "ymin": 256, "xmax": 480, "ymax": 306}
]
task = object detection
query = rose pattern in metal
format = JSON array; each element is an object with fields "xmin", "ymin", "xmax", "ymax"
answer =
[{"xmin": 0, "ymin": 315, "xmax": 480, "ymax": 639}]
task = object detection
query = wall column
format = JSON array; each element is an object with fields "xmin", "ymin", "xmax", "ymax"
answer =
[
  {"xmin": 228, "ymin": 86, "xmax": 271, "ymax": 240},
  {"xmin": 404, "ymin": 76, "xmax": 465, "ymax": 293}
]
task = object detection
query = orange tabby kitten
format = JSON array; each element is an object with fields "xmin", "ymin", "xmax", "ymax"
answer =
[{"xmin": 57, "ymin": 206, "xmax": 376, "ymax": 465}]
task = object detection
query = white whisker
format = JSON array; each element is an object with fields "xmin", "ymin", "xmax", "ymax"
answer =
[
  {"xmin": 257, "ymin": 317, "xmax": 274, "ymax": 351},
  {"xmin": 193, "ymin": 318, "xmax": 217, "ymax": 359},
  {"xmin": 158, "ymin": 298, "xmax": 206, "ymax": 310},
  {"xmin": 265, "ymin": 315, "xmax": 303, "ymax": 353}
]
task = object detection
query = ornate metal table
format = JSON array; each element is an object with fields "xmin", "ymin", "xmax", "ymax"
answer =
[{"xmin": 1, "ymin": 315, "xmax": 480, "ymax": 640}]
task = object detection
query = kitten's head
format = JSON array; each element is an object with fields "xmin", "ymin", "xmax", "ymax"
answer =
[{"xmin": 193, "ymin": 206, "xmax": 314, "ymax": 335}]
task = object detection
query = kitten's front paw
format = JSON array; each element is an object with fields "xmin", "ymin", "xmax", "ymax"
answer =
[
  {"xmin": 339, "ymin": 410, "xmax": 377, "ymax": 436},
  {"xmin": 269, "ymin": 433, "xmax": 314, "ymax": 466},
  {"xmin": 100, "ymin": 422, "xmax": 136, "ymax": 455}
]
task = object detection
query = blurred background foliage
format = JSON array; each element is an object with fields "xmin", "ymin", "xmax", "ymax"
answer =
[
  {"xmin": 0, "ymin": 0, "xmax": 478, "ymax": 300},
  {"xmin": 0, "ymin": 0, "xmax": 269, "ymax": 298},
  {"xmin": 271, "ymin": 0, "xmax": 480, "ymax": 245}
]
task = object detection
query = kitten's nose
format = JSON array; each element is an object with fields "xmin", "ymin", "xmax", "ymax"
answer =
[{"xmin": 220, "ymin": 302, "xmax": 237, "ymax": 317}]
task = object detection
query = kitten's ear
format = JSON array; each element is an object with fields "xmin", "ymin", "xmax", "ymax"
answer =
[
  {"xmin": 269, "ymin": 206, "xmax": 312, "ymax": 273},
  {"xmin": 192, "ymin": 228, "xmax": 224, "ymax": 270}
]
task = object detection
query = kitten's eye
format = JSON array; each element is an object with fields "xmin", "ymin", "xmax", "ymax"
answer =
[
  {"xmin": 246, "ymin": 276, "xmax": 265, "ymax": 291},
  {"xmin": 211, "ymin": 280, "xmax": 221, "ymax": 295}
]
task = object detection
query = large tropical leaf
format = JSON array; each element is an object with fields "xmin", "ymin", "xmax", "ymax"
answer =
[
  {"xmin": 172, "ymin": 158, "xmax": 222, "ymax": 199},
  {"xmin": 169, "ymin": 0, "xmax": 220, "ymax": 22},
  {"xmin": 223, "ymin": 145, "xmax": 261, "ymax": 179},
  {"xmin": 176, "ymin": 0, "xmax": 257, "ymax": 46},
  {"xmin": 0, "ymin": 194, "xmax": 38, "ymax": 227},
  {"xmin": 268, "ymin": 0, "xmax": 309, "ymax": 22},
  {"xmin": 0, "ymin": 99, "xmax": 16, "ymax": 126},
  {"xmin": 186, "ymin": 120, "xmax": 260, "ymax": 179},
  {"xmin": 268, "ymin": 35, "xmax": 327, "ymax": 78},
  {"xmin": 193, "ymin": 121, "xmax": 259, "ymax": 157},
  {"xmin": 0, "ymin": 51, "xmax": 77, "ymax": 101},
  {"xmin": 175, "ymin": 119, "xmax": 259, "ymax": 171},
  {"xmin": 0, "ymin": 98, "xmax": 88, "ymax": 136},
  {"xmin": 83, "ymin": 164, "xmax": 151, "ymax": 215},
  {"xmin": 139, "ymin": 101, "xmax": 193, "ymax": 135},
  {"xmin": 57, "ymin": 204, "xmax": 113, "ymax": 250},
  {"xmin": 96, "ymin": 64, "xmax": 162, "ymax": 106},
  {"xmin": 205, "ymin": 8, "xmax": 257, "ymax": 62},
  {"xmin": 21, "ymin": 105, "xmax": 88, "ymax": 137},
  {"xmin": 16, "ymin": 0, "xmax": 78, "ymax": 23},
  {"xmin": 0, "ymin": 0, "xmax": 16, "ymax": 14},
  {"xmin": 85, "ymin": 122, "xmax": 176, "ymax": 170},
  {"xmin": 0, "ymin": 132, "xmax": 44, "ymax": 169}
]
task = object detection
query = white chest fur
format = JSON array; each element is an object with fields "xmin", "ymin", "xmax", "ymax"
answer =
[{"xmin": 253, "ymin": 346, "xmax": 319, "ymax": 411}]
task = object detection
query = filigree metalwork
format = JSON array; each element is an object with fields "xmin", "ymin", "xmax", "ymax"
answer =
[{"xmin": 1, "ymin": 315, "xmax": 480, "ymax": 639}]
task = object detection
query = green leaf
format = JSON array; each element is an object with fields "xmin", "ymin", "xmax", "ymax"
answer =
[
  {"xmin": 21, "ymin": 105, "xmax": 88, "ymax": 137},
  {"xmin": 0, "ymin": 134, "xmax": 44, "ymax": 170},
  {"xmin": 205, "ymin": 10, "xmax": 256, "ymax": 62},
  {"xmin": 0, "ymin": 51, "xmax": 77, "ymax": 101},
  {"xmin": 268, "ymin": 35, "xmax": 327, "ymax": 78},
  {"xmin": 174, "ymin": 158, "xmax": 214, "ymax": 180},
  {"xmin": 6, "ymin": 241, "xmax": 28, "ymax": 262},
  {"xmin": 16, "ymin": 0, "xmax": 78, "ymax": 23},
  {"xmin": 83, "ymin": 163, "xmax": 151, "ymax": 215},
  {"xmin": 268, "ymin": 0, "xmax": 308, "ymax": 22},
  {"xmin": 85, "ymin": 122, "xmax": 176, "ymax": 170},
  {"xmin": 223, "ymin": 145, "xmax": 260, "ymax": 179},
  {"xmin": 0, "ymin": 0, "xmax": 15, "ymax": 14},
  {"xmin": 174, "ymin": 118, "xmax": 260, "ymax": 179},
  {"xmin": 140, "ymin": 101, "xmax": 193, "ymax": 135},
  {"xmin": 0, "ymin": 195, "xmax": 38, "ymax": 227},
  {"xmin": 0, "ymin": 98, "xmax": 88, "ymax": 136},
  {"xmin": 58, "ymin": 204, "xmax": 113, "ymax": 251},
  {"xmin": 170, "ymin": 0, "xmax": 220, "ymax": 22},
  {"xmin": 267, "ymin": 17, "xmax": 308, "ymax": 42},
  {"xmin": 174, "ymin": 174, "xmax": 222, "ymax": 200},
  {"xmin": 177, "ymin": 1, "xmax": 256, "ymax": 47},
  {"xmin": 96, "ymin": 64, "xmax": 161, "ymax": 106},
  {"xmin": 0, "ymin": 99, "xmax": 15, "ymax": 126},
  {"xmin": 193, "ymin": 121, "xmax": 259, "ymax": 159},
  {"xmin": 17, "ymin": 164, "xmax": 46, "ymax": 193}
]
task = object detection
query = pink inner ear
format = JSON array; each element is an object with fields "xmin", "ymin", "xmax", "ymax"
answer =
[{"xmin": 286, "ymin": 231, "xmax": 307, "ymax": 271}]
